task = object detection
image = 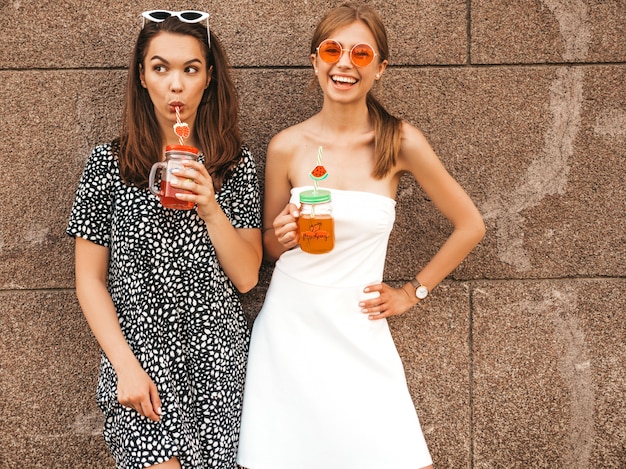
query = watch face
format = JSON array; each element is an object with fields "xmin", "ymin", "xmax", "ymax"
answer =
[{"xmin": 416, "ymin": 285, "xmax": 429, "ymax": 299}]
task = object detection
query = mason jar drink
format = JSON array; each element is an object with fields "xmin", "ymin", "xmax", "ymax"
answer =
[
  {"xmin": 297, "ymin": 189, "xmax": 334, "ymax": 254},
  {"xmin": 148, "ymin": 144, "xmax": 199, "ymax": 210}
]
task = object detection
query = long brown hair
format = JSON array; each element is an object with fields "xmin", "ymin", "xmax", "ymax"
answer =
[
  {"xmin": 116, "ymin": 17, "xmax": 242, "ymax": 190},
  {"xmin": 310, "ymin": 3, "xmax": 402, "ymax": 179}
]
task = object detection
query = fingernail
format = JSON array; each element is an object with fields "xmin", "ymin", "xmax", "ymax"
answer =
[
  {"xmin": 157, "ymin": 407, "xmax": 162, "ymax": 415},
  {"xmin": 358, "ymin": 302, "xmax": 365, "ymax": 307}
]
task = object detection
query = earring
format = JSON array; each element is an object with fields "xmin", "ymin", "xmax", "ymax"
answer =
[
  {"xmin": 315, "ymin": 69, "xmax": 319, "ymax": 75},
  {"xmin": 375, "ymin": 74, "xmax": 380, "ymax": 80}
]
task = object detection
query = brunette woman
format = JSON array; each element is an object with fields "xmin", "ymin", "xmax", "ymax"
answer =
[{"xmin": 67, "ymin": 11, "xmax": 262, "ymax": 468}]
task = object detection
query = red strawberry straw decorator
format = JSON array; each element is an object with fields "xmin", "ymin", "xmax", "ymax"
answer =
[
  {"xmin": 174, "ymin": 122, "xmax": 190, "ymax": 139},
  {"xmin": 173, "ymin": 106, "xmax": 191, "ymax": 143}
]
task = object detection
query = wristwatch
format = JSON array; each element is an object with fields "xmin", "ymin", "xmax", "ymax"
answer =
[{"xmin": 409, "ymin": 278, "xmax": 429, "ymax": 300}]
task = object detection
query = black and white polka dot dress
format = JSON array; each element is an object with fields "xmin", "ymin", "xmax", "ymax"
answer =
[{"xmin": 67, "ymin": 143, "xmax": 262, "ymax": 469}]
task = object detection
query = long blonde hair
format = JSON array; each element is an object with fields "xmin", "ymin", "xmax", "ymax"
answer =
[{"xmin": 310, "ymin": 3, "xmax": 402, "ymax": 179}]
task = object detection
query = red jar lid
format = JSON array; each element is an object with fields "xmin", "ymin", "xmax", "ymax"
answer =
[{"xmin": 165, "ymin": 144, "xmax": 199, "ymax": 154}]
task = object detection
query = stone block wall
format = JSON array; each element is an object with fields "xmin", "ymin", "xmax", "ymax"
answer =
[{"xmin": 1, "ymin": 1, "xmax": 624, "ymax": 467}]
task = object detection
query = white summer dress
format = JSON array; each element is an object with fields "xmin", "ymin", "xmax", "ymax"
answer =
[{"xmin": 237, "ymin": 187, "xmax": 432, "ymax": 469}]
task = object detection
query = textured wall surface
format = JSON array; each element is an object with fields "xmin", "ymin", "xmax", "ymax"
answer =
[{"xmin": 1, "ymin": 0, "xmax": 624, "ymax": 467}]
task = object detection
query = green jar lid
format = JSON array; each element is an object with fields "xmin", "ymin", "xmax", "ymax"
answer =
[{"xmin": 299, "ymin": 189, "xmax": 331, "ymax": 204}]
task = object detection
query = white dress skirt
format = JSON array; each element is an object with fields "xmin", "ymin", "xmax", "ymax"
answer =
[{"xmin": 237, "ymin": 187, "xmax": 433, "ymax": 469}]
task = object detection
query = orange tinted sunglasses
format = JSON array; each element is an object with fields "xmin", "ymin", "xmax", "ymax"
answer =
[{"xmin": 316, "ymin": 39, "xmax": 378, "ymax": 67}]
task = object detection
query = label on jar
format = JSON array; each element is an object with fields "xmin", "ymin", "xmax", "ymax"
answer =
[{"xmin": 297, "ymin": 214, "xmax": 334, "ymax": 254}]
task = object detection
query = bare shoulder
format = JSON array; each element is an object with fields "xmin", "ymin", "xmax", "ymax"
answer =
[
  {"xmin": 400, "ymin": 121, "xmax": 431, "ymax": 152},
  {"xmin": 267, "ymin": 120, "xmax": 313, "ymax": 160},
  {"xmin": 397, "ymin": 120, "xmax": 439, "ymax": 170}
]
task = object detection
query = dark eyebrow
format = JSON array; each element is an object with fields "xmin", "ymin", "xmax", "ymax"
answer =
[
  {"xmin": 149, "ymin": 55, "xmax": 203, "ymax": 66},
  {"xmin": 149, "ymin": 55, "xmax": 169, "ymax": 63}
]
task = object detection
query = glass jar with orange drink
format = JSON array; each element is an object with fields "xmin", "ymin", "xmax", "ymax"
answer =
[
  {"xmin": 148, "ymin": 144, "xmax": 199, "ymax": 210},
  {"xmin": 298, "ymin": 189, "xmax": 334, "ymax": 254}
]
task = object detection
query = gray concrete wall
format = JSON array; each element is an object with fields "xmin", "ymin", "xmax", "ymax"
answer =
[{"xmin": 1, "ymin": 0, "xmax": 624, "ymax": 467}]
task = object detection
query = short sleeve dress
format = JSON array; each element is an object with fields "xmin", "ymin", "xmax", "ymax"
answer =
[{"xmin": 67, "ymin": 142, "xmax": 262, "ymax": 469}]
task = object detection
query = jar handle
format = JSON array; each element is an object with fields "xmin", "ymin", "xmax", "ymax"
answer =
[{"xmin": 148, "ymin": 161, "xmax": 167, "ymax": 196}]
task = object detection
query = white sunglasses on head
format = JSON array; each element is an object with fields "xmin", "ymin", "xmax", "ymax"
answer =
[{"xmin": 141, "ymin": 10, "xmax": 211, "ymax": 47}]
